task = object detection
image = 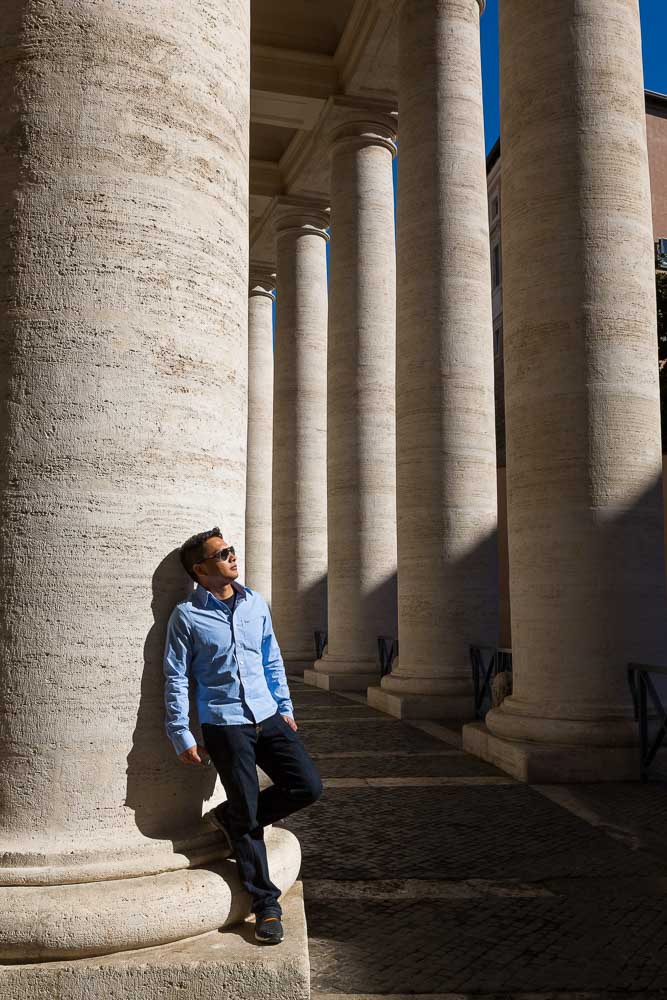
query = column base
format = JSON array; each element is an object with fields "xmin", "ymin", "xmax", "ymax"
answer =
[
  {"xmin": 462, "ymin": 721, "xmax": 639, "ymax": 783},
  {"xmin": 367, "ymin": 684, "xmax": 472, "ymax": 720},
  {"xmin": 304, "ymin": 666, "xmax": 378, "ymax": 691},
  {"xmin": 0, "ymin": 827, "xmax": 300, "ymax": 961},
  {"xmin": 284, "ymin": 660, "xmax": 314, "ymax": 677},
  {"xmin": 0, "ymin": 882, "xmax": 310, "ymax": 1000}
]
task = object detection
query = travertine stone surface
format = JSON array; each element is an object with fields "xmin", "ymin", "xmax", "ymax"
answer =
[
  {"xmin": 313, "ymin": 114, "xmax": 397, "ymax": 687},
  {"xmin": 484, "ymin": 0, "xmax": 667, "ymax": 752},
  {"xmin": 371, "ymin": 0, "xmax": 497, "ymax": 717},
  {"xmin": 0, "ymin": 0, "xmax": 297, "ymax": 957},
  {"xmin": 246, "ymin": 262, "xmax": 276, "ymax": 604},
  {"xmin": 0, "ymin": 882, "xmax": 310, "ymax": 999},
  {"xmin": 272, "ymin": 199, "xmax": 330, "ymax": 668},
  {"xmin": 0, "ymin": 828, "xmax": 300, "ymax": 960}
]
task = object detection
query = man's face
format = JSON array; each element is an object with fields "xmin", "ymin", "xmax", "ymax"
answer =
[{"xmin": 195, "ymin": 537, "xmax": 239, "ymax": 586}]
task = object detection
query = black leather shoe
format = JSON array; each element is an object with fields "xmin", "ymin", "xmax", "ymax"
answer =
[{"xmin": 255, "ymin": 915, "xmax": 284, "ymax": 944}]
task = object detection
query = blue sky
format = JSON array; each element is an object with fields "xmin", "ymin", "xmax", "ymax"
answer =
[{"xmin": 481, "ymin": 0, "xmax": 667, "ymax": 154}]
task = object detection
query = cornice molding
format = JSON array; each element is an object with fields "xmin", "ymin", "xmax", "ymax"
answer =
[
  {"xmin": 249, "ymin": 159, "xmax": 282, "ymax": 198},
  {"xmin": 335, "ymin": 0, "xmax": 383, "ymax": 94},
  {"xmin": 251, "ymin": 44, "xmax": 339, "ymax": 102}
]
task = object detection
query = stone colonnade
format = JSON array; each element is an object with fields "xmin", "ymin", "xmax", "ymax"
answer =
[
  {"xmin": 246, "ymin": 0, "xmax": 666, "ymax": 780},
  {"xmin": 0, "ymin": 0, "xmax": 662, "ymax": 981}
]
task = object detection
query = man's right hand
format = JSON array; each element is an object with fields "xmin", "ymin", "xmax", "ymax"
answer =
[{"xmin": 179, "ymin": 744, "xmax": 209, "ymax": 766}]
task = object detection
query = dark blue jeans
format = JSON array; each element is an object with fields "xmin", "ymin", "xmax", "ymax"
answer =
[{"xmin": 201, "ymin": 710, "xmax": 323, "ymax": 918}]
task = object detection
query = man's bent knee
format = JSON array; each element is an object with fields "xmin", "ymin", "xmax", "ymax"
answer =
[{"xmin": 292, "ymin": 772, "xmax": 323, "ymax": 807}]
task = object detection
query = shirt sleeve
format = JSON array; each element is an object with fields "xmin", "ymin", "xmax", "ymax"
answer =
[
  {"xmin": 163, "ymin": 606, "xmax": 197, "ymax": 755},
  {"xmin": 261, "ymin": 600, "xmax": 294, "ymax": 718}
]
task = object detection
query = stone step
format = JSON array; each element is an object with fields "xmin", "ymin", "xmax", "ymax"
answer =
[{"xmin": 0, "ymin": 884, "xmax": 309, "ymax": 1000}]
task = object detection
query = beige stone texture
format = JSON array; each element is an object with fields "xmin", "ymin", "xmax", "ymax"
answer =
[
  {"xmin": 311, "ymin": 111, "xmax": 397, "ymax": 691},
  {"xmin": 0, "ymin": 0, "xmax": 299, "ymax": 960},
  {"xmin": 480, "ymin": 0, "xmax": 667, "ymax": 768},
  {"xmin": 369, "ymin": 0, "xmax": 497, "ymax": 720},
  {"xmin": 303, "ymin": 667, "xmax": 377, "ymax": 692},
  {"xmin": 463, "ymin": 723, "xmax": 637, "ymax": 784},
  {"xmin": 0, "ymin": 882, "xmax": 310, "ymax": 1000},
  {"xmin": 0, "ymin": 827, "xmax": 300, "ymax": 961},
  {"xmin": 272, "ymin": 198, "xmax": 330, "ymax": 668},
  {"xmin": 246, "ymin": 262, "xmax": 276, "ymax": 603},
  {"xmin": 496, "ymin": 468, "xmax": 512, "ymax": 649}
]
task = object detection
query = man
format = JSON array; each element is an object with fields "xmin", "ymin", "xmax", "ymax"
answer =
[{"xmin": 163, "ymin": 527, "xmax": 323, "ymax": 945}]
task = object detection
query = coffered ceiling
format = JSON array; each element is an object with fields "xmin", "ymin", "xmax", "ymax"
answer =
[{"xmin": 249, "ymin": 0, "xmax": 399, "ymax": 258}]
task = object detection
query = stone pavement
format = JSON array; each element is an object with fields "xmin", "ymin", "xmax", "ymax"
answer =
[{"xmin": 278, "ymin": 678, "xmax": 667, "ymax": 1000}]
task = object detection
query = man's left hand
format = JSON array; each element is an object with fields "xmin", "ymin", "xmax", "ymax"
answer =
[{"xmin": 282, "ymin": 715, "xmax": 298, "ymax": 731}]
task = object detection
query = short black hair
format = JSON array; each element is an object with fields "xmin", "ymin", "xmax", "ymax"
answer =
[{"xmin": 180, "ymin": 527, "xmax": 223, "ymax": 582}]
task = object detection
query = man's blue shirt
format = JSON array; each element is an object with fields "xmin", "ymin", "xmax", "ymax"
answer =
[{"xmin": 163, "ymin": 582, "xmax": 294, "ymax": 755}]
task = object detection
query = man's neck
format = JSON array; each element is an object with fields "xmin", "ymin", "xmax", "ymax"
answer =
[{"xmin": 205, "ymin": 581, "xmax": 236, "ymax": 602}]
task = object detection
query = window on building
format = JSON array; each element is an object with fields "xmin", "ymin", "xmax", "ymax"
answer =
[
  {"xmin": 491, "ymin": 195, "xmax": 499, "ymax": 220},
  {"xmin": 491, "ymin": 242, "xmax": 502, "ymax": 289},
  {"xmin": 493, "ymin": 323, "xmax": 503, "ymax": 358}
]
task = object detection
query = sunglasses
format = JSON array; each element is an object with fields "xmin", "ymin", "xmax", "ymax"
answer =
[{"xmin": 204, "ymin": 545, "xmax": 235, "ymax": 563}]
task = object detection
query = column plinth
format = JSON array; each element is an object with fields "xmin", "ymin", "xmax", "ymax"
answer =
[
  {"xmin": 463, "ymin": 0, "xmax": 667, "ymax": 782},
  {"xmin": 246, "ymin": 262, "xmax": 276, "ymax": 604},
  {"xmin": 272, "ymin": 200, "xmax": 330, "ymax": 672},
  {"xmin": 368, "ymin": 0, "xmax": 498, "ymax": 721},
  {"xmin": 306, "ymin": 111, "xmax": 398, "ymax": 695},
  {"xmin": 0, "ymin": 0, "xmax": 301, "ymax": 962}
]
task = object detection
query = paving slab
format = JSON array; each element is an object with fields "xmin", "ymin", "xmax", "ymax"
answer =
[
  {"xmin": 282, "ymin": 784, "xmax": 666, "ymax": 881},
  {"xmin": 283, "ymin": 677, "xmax": 667, "ymax": 998},
  {"xmin": 295, "ymin": 719, "xmax": 445, "ymax": 755},
  {"xmin": 306, "ymin": 895, "xmax": 667, "ymax": 995},
  {"xmin": 311, "ymin": 751, "xmax": 505, "ymax": 778}
]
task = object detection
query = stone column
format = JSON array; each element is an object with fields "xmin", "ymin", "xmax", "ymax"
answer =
[
  {"xmin": 245, "ymin": 262, "xmax": 276, "ymax": 604},
  {"xmin": 368, "ymin": 0, "xmax": 497, "ymax": 720},
  {"xmin": 0, "ymin": 0, "xmax": 300, "ymax": 968},
  {"xmin": 272, "ymin": 199, "xmax": 329, "ymax": 672},
  {"xmin": 464, "ymin": 0, "xmax": 667, "ymax": 782},
  {"xmin": 305, "ymin": 112, "xmax": 398, "ymax": 692}
]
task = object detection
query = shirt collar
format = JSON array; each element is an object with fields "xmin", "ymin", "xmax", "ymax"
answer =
[{"xmin": 195, "ymin": 580, "xmax": 247, "ymax": 609}]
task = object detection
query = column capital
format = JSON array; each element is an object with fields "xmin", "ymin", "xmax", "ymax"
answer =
[
  {"xmin": 329, "ymin": 116, "xmax": 398, "ymax": 158},
  {"xmin": 249, "ymin": 260, "xmax": 276, "ymax": 299},
  {"xmin": 272, "ymin": 196, "xmax": 330, "ymax": 243}
]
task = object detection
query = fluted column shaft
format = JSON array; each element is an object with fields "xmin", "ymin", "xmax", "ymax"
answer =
[
  {"xmin": 272, "ymin": 203, "xmax": 329, "ymax": 669},
  {"xmin": 245, "ymin": 264, "xmax": 276, "ymax": 603},
  {"xmin": 371, "ymin": 0, "xmax": 497, "ymax": 719},
  {"xmin": 308, "ymin": 116, "xmax": 398, "ymax": 691},
  {"xmin": 483, "ymin": 0, "xmax": 667, "ymax": 756}
]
